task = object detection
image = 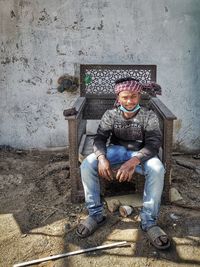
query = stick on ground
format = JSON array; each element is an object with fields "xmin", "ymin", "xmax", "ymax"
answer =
[{"xmin": 13, "ymin": 241, "xmax": 128, "ymax": 267}]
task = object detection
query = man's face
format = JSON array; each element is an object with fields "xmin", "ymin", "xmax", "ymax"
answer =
[{"xmin": 118, "ymin": 90, "xmax": 140, "ymax": 111}]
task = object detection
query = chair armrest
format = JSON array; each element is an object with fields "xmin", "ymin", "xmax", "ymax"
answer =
[
  {"xmin": 150, "ymin": 97, "xmax": 177, "ymax": 120},
  {"xmin": 150, "ymin": 98, "xmax": 176, "ymax": 203},
  {"xmin": 150, "ymin": 97, "xmax": 176, "ymax": 170},
  {"xmin": 63, "ymin": 97, "xmax": 86, "ymax": 119},
  {"xmin": 63, "ymin": 96, "xmax": 87, "ymax": 169}
]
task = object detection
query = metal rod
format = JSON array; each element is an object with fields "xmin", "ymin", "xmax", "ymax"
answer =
[{"xmin": 13, "ymin": 241, "xmax": 128, "ymax": 267}]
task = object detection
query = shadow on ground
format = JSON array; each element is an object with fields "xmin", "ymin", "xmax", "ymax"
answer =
[{"xmin": 0, "ymin": 149, "xmax": 200, "ymax": 266}]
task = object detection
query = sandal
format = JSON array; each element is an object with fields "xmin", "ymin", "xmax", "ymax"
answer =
[
  {"xmin": 142, "ymin": 225, "xmax": 171, "ymax": 250},
  {"xmin": 76, "ymin": 216, "xmax": 107, "ymax": 238}
]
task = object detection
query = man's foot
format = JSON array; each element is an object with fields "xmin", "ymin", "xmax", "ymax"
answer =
[
  {"xmin": 142, "ymin": 225, "xmax": 171, "ymax": 250},
  {"xmin": 76, "ymin": 216, "xmax": 107, "ymax": 238}
]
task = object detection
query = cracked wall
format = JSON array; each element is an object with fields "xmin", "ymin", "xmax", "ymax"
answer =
[{"xmin": 0, "ymin": 0, "xmax": 200, "ymax": 151}]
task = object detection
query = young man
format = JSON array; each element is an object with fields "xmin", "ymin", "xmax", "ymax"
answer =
[{"xmin": 76, "ymin": 77, "xmax": 170, "ymax": 250}]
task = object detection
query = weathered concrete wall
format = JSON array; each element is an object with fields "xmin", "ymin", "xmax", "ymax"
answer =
[{"xmin": 0, "ymin": 0, "xmax": 199, "ymax": 151}]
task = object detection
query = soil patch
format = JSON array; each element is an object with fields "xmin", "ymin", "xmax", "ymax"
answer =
[{"xmin": 0, "ymin": 148, "xmax": 200, "ymax": 267}]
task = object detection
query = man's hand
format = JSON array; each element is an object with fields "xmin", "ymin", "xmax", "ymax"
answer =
[
  {"xmin": 98, "ymin": 155, "xmax": 113, "ymax": 181},
  {"xmin": 116, "ymin": 157, "xmax": 140, "ymax": 182}
]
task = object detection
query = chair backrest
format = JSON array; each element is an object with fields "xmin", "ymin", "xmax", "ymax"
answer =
[{"xmin": 80, "ymin": 64, "xmax": 157, "ymax": 119}]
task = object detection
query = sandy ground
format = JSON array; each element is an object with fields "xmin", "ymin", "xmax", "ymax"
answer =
[{"xmin": 0, "ymin": 148, "xmax": 200, "ymax": 267}]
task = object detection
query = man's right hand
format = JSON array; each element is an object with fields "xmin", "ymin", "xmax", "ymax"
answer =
[{"xmin": 98, "ymin": 155, "xmax": 113, "ymax": 181}]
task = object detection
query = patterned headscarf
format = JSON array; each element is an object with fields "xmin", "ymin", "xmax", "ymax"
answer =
[{"xmin": 114, "ymin": 80, "xmax": 162, "ymax": 97}]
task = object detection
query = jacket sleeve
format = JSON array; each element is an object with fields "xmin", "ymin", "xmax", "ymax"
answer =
[
  {"xmin": 93, "ymin": 110, "xmax": 114, "ymax": 158},
  {"xmin": 136, "ymin": 110, "xmax": 162, "ymax": 163}
]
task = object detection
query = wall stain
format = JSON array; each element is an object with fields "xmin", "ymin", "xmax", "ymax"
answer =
[
  {"xmin": 1, "ymin": 42, "xmax": 6, "ymax": 53},
  {"xmin": 65, "ymin": 23, "xmax": 79, "ymax": 31},
  {"xmin": 1, "ymin": 57, "xmax": 11, "ymax": 65},
  {"xmin": 124, "ymin": 45, "xmax": 129, "ymax": 53},
  {"xmin": 20, "ymin": 57, "xmax": 29, "ymax": 67},
  {"xmin": 1, "ymin": 56, "xmax": 28, "ymax": 67},
  {"xmin": 19, "ymin": 0, "xmax": 31, "ymax": 8},
  {"xmin": 38, "ymin": 8, "xmax": 52, "ymax": 25},
  {"xmin": 10, "ymin": 10, "xmax": 16, "ymax": 18},
  {"xmin": 19, "ymin": 79, "xmax": 36, "ymax": 85},
  {"xmin": 56, "ymin": 44, "xmax": 66, "ymax": 55},
  {"xmin": 97, "ymin": 20, "xmax": 104, "ymax": 30},
  {"xmin": 78, "ymin": 50, "xmax": 84, "ymax": 55}
]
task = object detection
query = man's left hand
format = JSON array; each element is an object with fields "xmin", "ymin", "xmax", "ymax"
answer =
[{"xmin": 116, "ymin": 157, "xmax": 140, "ymax": 182}]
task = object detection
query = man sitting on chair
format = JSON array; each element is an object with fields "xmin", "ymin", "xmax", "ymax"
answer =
[{"xmin": 76, "ymin": 77, "xmax": 170, "ymax": 250}]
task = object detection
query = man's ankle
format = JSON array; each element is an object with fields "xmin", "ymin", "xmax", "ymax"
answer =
[{"xmin": 91, "ymin": 214, "xmax": 104, "ymax": 223}]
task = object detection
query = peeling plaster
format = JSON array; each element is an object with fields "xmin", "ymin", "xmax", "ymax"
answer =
[{"xmin": 0, "ymin": 0, "xmax": 199, "ymax": 151}]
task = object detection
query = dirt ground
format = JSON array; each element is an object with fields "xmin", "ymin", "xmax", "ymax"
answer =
[{"xmin": 0, "ymin": 147, "xmax": 200, "ymax": 267}]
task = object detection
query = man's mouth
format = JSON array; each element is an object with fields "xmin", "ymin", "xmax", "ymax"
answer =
[{"xmin": 126, "ymin": 105, "xmax": 136, "ymax": 110}]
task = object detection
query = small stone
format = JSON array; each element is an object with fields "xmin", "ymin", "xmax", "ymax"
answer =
[
  {"xmin": 173, "ymin": 223, "xmax": 177, "ymax": 228},
  {"xmin": 119, "ymin": 205, "xmax": 133, "ymax": 217},
  {"xmin": 170, "ymin": 213, "xmax": 180, "ymax": 220},
  {"xmin": 106, "ymin": 199, "xmax": 121, "ymax": 213},
  {"xmin": 170, "ymin": 187, "xmax": 183, "ymax": 202},
  {"xmin": 130, "ymin": 243, "xmax": 135, "ymax": 249},
  {"xmin": 21, "ymin": 234, "xmax": 27, "ymax": 238}
]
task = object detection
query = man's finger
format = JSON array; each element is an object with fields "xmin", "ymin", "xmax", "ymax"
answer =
[
  {"xmin": 119, "ymin": 173, "xmax": 127, "ymax": 182},
  {"xmin": 102, "ymin": 171, "xmax": 108, "ymax": 179},
  {"xmin": 99, "ymin": 169, "xmax": 111, "ymax": 181},
  {"xmin": 116, "ymin": 170, "xmax": 122, "ymax": 180},
  {"xmin": 121, "ymin": 170, "xmax": 131, "ymax": 182},
  {"xmin": 127, "ymin": 168, "xmax": 135, "ymax": 181},
  {"xmin": 127, "ymin": 173, "xmax": 133, "ymax": 182},
  {"xmin": 99, "ymin": 170, "xmax": 107, "ymax": 179},
  {"xmin": 106, "ymin": 169, "xmax": 113, "ymax": 180},
  {"xmin": 98, "ymin": 169, "xmax": 104, "ymax": 178}
]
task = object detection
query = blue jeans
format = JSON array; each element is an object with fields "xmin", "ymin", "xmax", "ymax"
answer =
[{"xmin": 80, "ymin": 145, "xmax": 165, "ymax": 230}]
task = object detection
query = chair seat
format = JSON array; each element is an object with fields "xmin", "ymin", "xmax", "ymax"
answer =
[{"xmin": 78, "ymin": 134, "xmax": 145, "ymax": 197}]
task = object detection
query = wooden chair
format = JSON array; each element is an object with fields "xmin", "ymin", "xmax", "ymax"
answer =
[{"xmin": 63, "ymin": 64, "xmax": 176, "ymax": 203}]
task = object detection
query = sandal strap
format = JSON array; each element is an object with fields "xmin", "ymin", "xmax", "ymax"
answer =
[
  {"xmin": 147, "ymin": 226, "xmax": 167, "ymax": 242},
  {"xmin": 80, "ymin": 216, "xmax": 98, "ymax": 232}
]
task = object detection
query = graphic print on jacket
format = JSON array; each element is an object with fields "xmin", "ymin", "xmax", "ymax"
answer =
[{"xmin": 93, "ymin": 106, "xmax": 162, "ymax": 163}]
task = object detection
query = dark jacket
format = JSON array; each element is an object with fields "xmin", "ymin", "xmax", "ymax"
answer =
[{"xmin": 93, "ymin": 106, "xmax": 162, "ymax": 163}]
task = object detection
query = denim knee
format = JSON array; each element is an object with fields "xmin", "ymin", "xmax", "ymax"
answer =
[
  {"xmin": 151, "ymin": 164, "xmax": 165, "ymax": 178},
  {"xmin": 145, "ymin": 158, "xmax": 165, "ymax": 178},
  {"xmin": 80, "ymin": 154, "xmax": 98, "ymax": 182},
  {"xmin": 81, "ymin": 153, "xmax": 97, "ymax": 168},
  {"xmin": 80, "ymin": 157, "xmax": 89, "ymax": 171}
]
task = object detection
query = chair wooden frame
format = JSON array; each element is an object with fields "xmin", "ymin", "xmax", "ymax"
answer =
[{"xmin": 64, "ymin": 64, "xmax": 176, "ymax": 203}]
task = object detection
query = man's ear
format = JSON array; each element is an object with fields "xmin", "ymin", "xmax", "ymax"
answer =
[{"xmin": 116, "ymin": 96, "xmax": 121, "ymax": 105}]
